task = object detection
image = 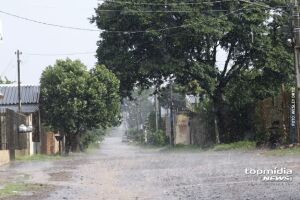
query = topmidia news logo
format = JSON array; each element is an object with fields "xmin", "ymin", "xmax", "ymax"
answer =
[{"xmin": 245, "ymin": 167, "xmax": 293, "ymax": 182}]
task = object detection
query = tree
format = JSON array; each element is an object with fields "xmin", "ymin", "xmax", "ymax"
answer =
[
  {"xmin": 92, "ymin": 0, "xmax": 292, "ymax": 143},
  {"xmin": 0, "ymin": 76, "xmax": 14, "ymax": 84},
  {"xmin": 158, "ymin": 84, "xmax": 187, "ymax": 112},
  {"xmin": 123, "ymin": 88, "xmax": 154, "ymax": 130},
  {"xmin": 40, "ymin": 59, "xmax": 121, "ymax": 152}
]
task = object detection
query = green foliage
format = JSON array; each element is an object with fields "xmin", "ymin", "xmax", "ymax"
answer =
[
  {"xmin": 146, "ymin": 111, "xmax": 156, "ymax": 132},
  {"xmin": 147, "ymin": 129, "xmax": 168, "ymax": 146},
  {"xmin": 81, "ymin": 129, "xmax": 106, "ymax": 149},
  {"xmin": 213, "ymin": 141, "xmax": 256, "ymax": 151},
  {"xmin": 40, "ymin": 59, "xmax": 121, "ymax": 147},
  {"xmin": 127, "ymin": 128, "xmax": 144, "ymax": 143},
  {"xmin": 92, "ymin": 0, "xmax": 293, "ymax": 143},
  {"xmin": 40, "ymin": 59, "xmax": 89, "ymax": 134},
  {"xmin": 158, "ymin": 84, "xmax": 187, "ymax": 111},
  {"xmin": 264, "ymin": 147, "xmax": 300, "ymax": 156},
  {"xmin": 16, "ymin": 154, "xmax": 63, "ymax": 161},
  {"xmin": 0, "ymin": 76, "xmax": 14, "ymax": 84},
  {"xmin": 0, "ymin": 183, "xmax": 42, "ymax": 198},
  {"xmin": 123, "ymin": 88, "xmax": 154, "ymax": 130}
]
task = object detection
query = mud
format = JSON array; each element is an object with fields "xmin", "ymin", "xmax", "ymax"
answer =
[{"xmin": 0, "ymin": 127, "xmax": 300, "ymax": 200}]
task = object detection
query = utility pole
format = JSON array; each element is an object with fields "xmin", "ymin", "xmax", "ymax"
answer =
[
  {"xmin": 155, "ymin": 93, "xmax": 159, "ymax": 131},
  {"xmin": 15, "ymin": 50, "xmax": 22, "ymax": 113},
  {"xmin": 292, "ymin": 0, "xmax": 300, "ymax": 143},
  {"xmin": 170, "ymin": 81, "xmax": 174, "ymax": 146}
]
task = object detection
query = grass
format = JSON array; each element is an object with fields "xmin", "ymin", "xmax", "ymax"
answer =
[
  {"xmin": 85, "ymin": 143, "xmax": 100, "ymax": 154},
  {"xmin": 0, "ymin": 183, "xmax": 41, "ymax": 198},
  {"xmin": 212, "ymin": 141, "xmax": 256, "ymax": 151},
  {"xmin": 16, "ymin": 154, "xmax": 63, "ymax": 161},
  {"xmin": 135, "ymin": 141, "xmax": 257, "ymax": 152},
  {"xmin": 264, "ymin": 146, "xmax": 300, "ymax": 156}
]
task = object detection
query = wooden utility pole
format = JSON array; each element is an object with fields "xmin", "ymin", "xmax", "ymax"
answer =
[
  {"xmin": 292, "ymin": 0, "xmax": 300, "ymax": 143},
  {"xmin": 155, "ymin": 93, "xmax": 159, "ymax": 131},
  {"xmin": 15, "ymin": 50, "xmax": 22, "ymax": 113},
  {"xmin": 170, "ymin": 81, "xmax": 174, "ymax": 146}
]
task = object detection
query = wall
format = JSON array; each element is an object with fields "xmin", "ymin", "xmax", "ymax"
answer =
[
  {"xmin": 41, "ymin": 130, "xmax": 59, "ymax": 155},
  {"xmin": 257, "ymin": 91, "xmax": 289, "ymax": 141},
  {"xmin": 0, "ymin": 150, "xmax": 9, "ymax": 166},
  {"xmin": 175, "ymin": 113, "xmax": 190, "ymax": 145},
  {"xmin": 189, "ymin": 112, "xmax": 214, "ymax": 146}
]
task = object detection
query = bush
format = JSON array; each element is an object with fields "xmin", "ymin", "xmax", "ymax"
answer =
[
  {"xmin": 213, "ymin": 141, "xmax": 256, "ymax": 151},
  {"xmin": 127, "ymin": 128, "xmax": 144, "ymax": 143},
  {"xmin": 147, "ymin": 129, "xmax": 168, "ymax": 146},
  {"xmin": 81, "ymin": 129, "xmax": 106, "ymax": 149}
]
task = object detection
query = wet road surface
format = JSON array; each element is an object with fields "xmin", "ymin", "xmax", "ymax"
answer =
[{"xmin": 1, "ymin": 127, "xmax": 300, "ymax": 200}]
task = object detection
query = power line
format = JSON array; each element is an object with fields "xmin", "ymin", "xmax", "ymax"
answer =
[
  {"xmin": 97, "ymin": 9, "xmax": 228, "ymax": 13},
  {"xmin": 0, "ymin": 6, "xmax": 273, "ymax": 34},
  {"xmin": 104, "ymin": 0, "xmax": 232, "ymax": 6},
  {"xmin": 23, "ymin": 51, "xmax": 96, "ymax": 56},
  {"xmin": 0, "ymin": 56, "xmax": 15, "ymax": 78},
  {"xmin": 0, "ymin": 10, "xmax": 99, "ymax": 32},
  {"xmin": 104, "ymin": 0, "xmax": 286, "ymax": 9}
]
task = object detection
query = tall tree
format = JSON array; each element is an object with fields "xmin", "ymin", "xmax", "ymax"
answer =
[
  {"xmin": 0, "ymin": 76, "xmax": 14, "ymax": 84},
  {"xmin": 40, "ymin": 59, "xmax": 121, "ymax": 152},
  {"xmin": 92, "ymin": 0, "xmax": 293, "ymax": 143}
]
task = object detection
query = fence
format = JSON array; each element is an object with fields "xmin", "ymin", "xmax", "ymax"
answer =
[
  {"xmin": 165, "ymin": 110, "xmax": 214, "ymax": 146},
  {"xmin": 0, "ymin": 109, "xmax": 31, "ymax": 159},
  {"xmin": 257, "ymin": 90, "xmax": 290, "ymax": 144}
]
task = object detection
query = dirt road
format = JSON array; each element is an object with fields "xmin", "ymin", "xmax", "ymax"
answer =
[{"xmin": 1, "ymin": 127, "xmax": 300, "ymax": 200}]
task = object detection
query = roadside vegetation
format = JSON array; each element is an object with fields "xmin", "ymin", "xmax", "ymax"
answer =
[
  {"xmin": 0, "ymin": 183, "xmax": 45, "ymax": 198},
  {"xmin": 213, "ymin": 141, "xmax": 256, "ymax": 151},
  {"xmin": 16, "ymin": 154, "xmax": 63, "ymax": 161},
  {"xmin": 36, "ymin": 1, "xmax": 298, "ymax": 154},
  {"xmin": 263, "ymin": 146, "xmax": 300, "ymax": 156},
  {"xmin": 40, "ymin": 59, "xmax": 121, "ymax": 154}
]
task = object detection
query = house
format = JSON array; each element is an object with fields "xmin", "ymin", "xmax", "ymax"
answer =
[
  {"xmin": 0, "ymin": 85, "xmax": 41, "ymax": 158},
  {"xmin": 0, "ymin": 85, "xmax": 40, "ymax": 113},
  {"xmin": 0, "ymin": 84, "xmax": 61, "ymax": 165}
]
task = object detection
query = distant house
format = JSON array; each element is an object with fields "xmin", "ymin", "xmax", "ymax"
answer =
[{"xmin": 0, "ymin": 85, "xmax": 40, "ymax": 113}]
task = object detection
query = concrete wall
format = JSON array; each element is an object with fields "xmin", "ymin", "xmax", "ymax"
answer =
[
  {"xmin": 15, "ymin": 149, "xmax": 29, "ymax": 157},
  {"xmin": 189, "ymin": 113, "xmax": 214, "ymax": 146},
  {"xmin": 175, "ymin": 114, "xmax": 190, "ymax": 145},
  {"xmin": 0, "ymin": 150, "xmax": 9, "ymax": 166},
  {"xmin": 41, "ymin": 131, "xmax": 59, "ymax": 155}
]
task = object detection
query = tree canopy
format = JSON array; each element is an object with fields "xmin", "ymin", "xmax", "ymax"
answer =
[
  {"xmin": 40, "ymin": 59, "xmax": 121, "ymax": 149},
  {"xmin": 92, "ymin": 0, "xmax": 294, "ymax": 143}
]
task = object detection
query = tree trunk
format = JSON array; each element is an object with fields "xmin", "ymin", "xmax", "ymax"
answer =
[
  {"xmin": 212, "ymin": 90, "xmax": 224, "ymax": 144},
  {"xmin": 65, "ymin": 133, "xmax": 71, "ymax": 155},
  {"xmin": 70, "ymin": 134, "xmax": 82, "ymax": 152},
  {"xmin": 214, "ymin": 113, "xmax": 220, "ymax": 144}
]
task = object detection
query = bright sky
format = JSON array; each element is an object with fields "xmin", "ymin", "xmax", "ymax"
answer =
[
  {"xmin": 0, "ymin": 0, "xmax": 100, "ymax": 85},
  {"xmin": 0, "ymin": 0, "xmax": 228, "ymax": 85}
]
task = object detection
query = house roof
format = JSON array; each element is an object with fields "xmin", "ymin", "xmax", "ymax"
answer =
[{"xmin": 0, "ymin": 85, "xmax": 40, "ymax": 105}]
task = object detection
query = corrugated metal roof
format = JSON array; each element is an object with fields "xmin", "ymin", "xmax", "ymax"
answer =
[
  {"xmin": 0, "ymin": 85, "xmax": 40, "ymax": 105},
  {"xmin": 0, "ymin": 105, "xmax": 39, "ymax": 113}
]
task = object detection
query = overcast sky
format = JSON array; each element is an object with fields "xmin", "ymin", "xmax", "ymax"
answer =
[
  {"xmin": 0, "ymin": 0, "xmax": 227, "ymax": 86},
  {"xmin": 0, "ymin": 0, "xmax": 100, "ymax": 85}
]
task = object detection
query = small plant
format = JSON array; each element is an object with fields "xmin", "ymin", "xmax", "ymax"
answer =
[
  {"xmin": 264, "ymin": 146, "xmax": 300, "ymax": 156},
  {"xmin": 147, "ymin": 129, "xmax": 168, "ymax": 146},
  {"xmin": 0, "ymin": 183, "xmax": 42, "ymax": 198},
  {"xmin": 81, "ymin": 129, "xmax": 106, "ymax": 150},
  {"xmin": 126, "ymin": 128, "xmax": 144, "ymax": 143},
  {"xmin": 213, "ymin": 141, "xmax": 256, "ymax": 151},
  {"xmin": 16, "ymin": 154, "xmax": 63, "ymax": 161}
]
